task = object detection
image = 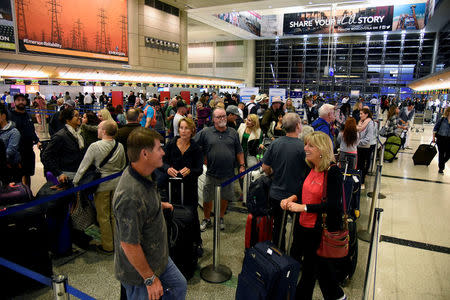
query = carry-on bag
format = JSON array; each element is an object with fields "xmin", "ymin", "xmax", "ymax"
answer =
[
  {"xmin": 384, "ymin": 135, "xmax": 402, "ymax": 162},
  {"xmin": 166, "ymin": 177, "xmax": 198, "ymax": 280},
  {"xmin": 236, "ymin": 211, "xmax": 301, "ymax": 300},
  {"xmin": 412, "ymin": 142, "xmax": 437, "ymax": 166},
  {"xmin": 0, "ymin": 182, "xmax": 33, "ymax": 206},
  {"xmin": 0, "ymin": 204, "xmax": 53, "ymax": 298}
]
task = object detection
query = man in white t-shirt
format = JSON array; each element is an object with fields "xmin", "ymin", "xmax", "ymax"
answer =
[
  {"xmin": 5, "ymin": 92, "xmax": 12, "ymax": 108},
  {"xmin": 173, "ymin": 100, "xmax": 187, "ymax": 137}
]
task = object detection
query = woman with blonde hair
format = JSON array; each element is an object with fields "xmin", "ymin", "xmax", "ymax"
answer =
[
  {"xmin": 237, "ymin": 114, "xmax": 263, "ymax": 167},
  {"xmin": 97, "ymin": 108, "xmax": 113, "ymax": 121},
  {"xmin": 163, "ymin": 117, "xmax": 204, "ymax": 257},
  {"xmin": 280, "ymin": 131, "xmax": 346, "ymax": 300},
  {"xmin": 285, "ymin": 98, "xmax": 296, "ymax": 113}
]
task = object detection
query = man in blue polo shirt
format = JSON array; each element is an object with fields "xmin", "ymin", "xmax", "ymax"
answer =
[
  {"xmin": 141, "ymin": 100, "xmax": 155, "ymax": 128},
  {"xmin": 311, "ymin": 103, "xmax": 335, "ymax": 146}
]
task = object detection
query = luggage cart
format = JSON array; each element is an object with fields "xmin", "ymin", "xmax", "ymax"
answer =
[
  {"xmin": 411, "ymin": 113, "xmax": 425, "ymax": 133},
  {"xmin": 424, "ymin": 109, "xmax": 433, "ymax": 123}
]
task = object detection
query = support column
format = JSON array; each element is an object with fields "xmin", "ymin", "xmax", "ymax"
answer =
[
  {"xmin": 179, "ymin": 10, "xmax": 188, "ymax": 73},
  {"xmin": 431, "ymin": 32, "xmax": 439, "ymax": 75},
  {"xmin": 245, "ymin": 40, "xmax": 256, "ymax": 87},
  {"xmin": 127, "ymin": 0, "xmax": 140, "ymax": 67}
]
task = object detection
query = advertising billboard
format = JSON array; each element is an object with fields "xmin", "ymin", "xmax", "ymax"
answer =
[
  {"xmin": 332, "ymin": 6, "xmax": 394, "ymax": 33},
  {"xmin": 0, "ymin": 0, "xmax": 16, "ymax": 51},
  {"xmin": 15, "ymin": 0, "xmax": 128, "ymax": 62},
  {"xmin": 392, "ymin": 2, "xmax": 426, "ymax": 31},
  {"xmin": 216, "ymin": 11, "xmax": 261, "ymax": 36},
  {"xmin": 283, "ymin": 2, "xmax": 427, "ymax": 36}
]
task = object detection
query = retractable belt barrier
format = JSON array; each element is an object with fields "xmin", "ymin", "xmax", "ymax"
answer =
[
  {"xmin": 0, "ymin": 257, "xmax": 96, "ymax": 300},
  {"xmin": 200, "ymin": 161, "xmax": 263, "ymax": 284},
  {"xmin": 0, "ymin": 172, "xmax": 122, "ymax": 217},
  {"xmin": 0, "ymin": 172, "xmax": 124, "ymax": 299}
]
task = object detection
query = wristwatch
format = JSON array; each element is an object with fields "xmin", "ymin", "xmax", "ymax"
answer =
[{"xmin": 144, "ymin": 274, "xmax": 156, "ymax": 286}]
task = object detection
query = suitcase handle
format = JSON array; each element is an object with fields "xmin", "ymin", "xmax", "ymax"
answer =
[
  {"xmin": 278, "ymin": 210, "xmax": 297, "ymax": 255},
  {"xmin": 168, "ymin": 177, "xmax": 184, "ymax": 205}
]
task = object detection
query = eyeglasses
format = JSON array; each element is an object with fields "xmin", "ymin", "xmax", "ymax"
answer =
[{"xmin": 214, "ymin": 115, "xmax": 227, "ymax": 119}]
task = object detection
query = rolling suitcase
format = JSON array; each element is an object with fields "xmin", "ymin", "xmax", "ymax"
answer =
[
  {"xmin": 0, "ymin": 204, "xmax": 53, "ymax": 298},
  {"xmin": 412, "ymin": 143, "xmax": 437, "ymax": 166},
  {"xmin": 244, "ymin": 214, "xmax": 273, "ymax": 249},
  {"xmin": 236, "ymin": 211, "xmax": 300, "ymax": 300},
  {"xmin": 0, "ymin": 182, "xmax": 33, "ymax": 206},
  {"xmin": 166, "ymin": 177, "xmax": 198, "ymax": 280}
]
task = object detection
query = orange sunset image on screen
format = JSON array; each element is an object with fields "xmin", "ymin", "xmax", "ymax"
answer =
[{"xmin": 15, "ymin": 0, "xmax": 128, "ymax": 61}]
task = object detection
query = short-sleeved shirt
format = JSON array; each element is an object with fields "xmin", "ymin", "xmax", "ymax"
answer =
[
  {"xmin": 140, "ymin": 104, "xmax": 155, "ymax": 127},
  {"xmin": 113, "ymin": 166, "xmax": 168, "ymax": 286},
  {"xmin": 173, "ymin": 113, "xmax": 184, "ymax": 136},
  {"xmin": 300, "ymin": 169, "xmax": 324, "ymax": 228},
  {"xmin": 262, "ymin": 136, "xmax": 308, "ymax": 201},
  {"xmin": 194, "ymin": 126, "xmax": 243, "ymax": 179}
]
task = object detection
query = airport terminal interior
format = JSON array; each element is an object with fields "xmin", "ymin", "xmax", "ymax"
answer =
[{"xmin": 0, "ymin": 0, "xmax": 449, "ymax": 299}]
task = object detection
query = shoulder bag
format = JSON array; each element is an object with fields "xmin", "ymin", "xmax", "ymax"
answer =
[
  {"xmin": 316, "ymin": 167, "xmax": 349, "ymax": 259},
  {"xmin": 78, "ymin": 141, "xmax": 119, "ymax": 194}
]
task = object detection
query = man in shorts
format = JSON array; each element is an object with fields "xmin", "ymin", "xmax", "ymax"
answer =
[{"xmin": 195, "ymin": 107, "xmax": 245, "ymax": 231}]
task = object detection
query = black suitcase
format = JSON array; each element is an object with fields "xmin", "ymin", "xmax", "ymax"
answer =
[
  {"xmin": 36, "ymin": 182, "xmax": 73, "ymax": 256},
  {"xmin": 412, "ymin": 143, "xmax": 437, "ymax": 166},
  {"xmin": 166, "ymin": 177, "xmax": 198, "ymax": 280},
  {"xmin": 236, "ymin": 211, "xmax": 301, "ymax": 300},
  {"xmin": 0, "ymin": 204, "xmax": 53, "ymax": 298}
]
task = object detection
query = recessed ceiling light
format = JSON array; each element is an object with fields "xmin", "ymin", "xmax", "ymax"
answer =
[
  {"xmin": 268, "ymin": 5, "xmax": 272, "ymax": 8},
  {"xmin": 308, "ymin": 1, "xmax": 312, "ymax": 4}
]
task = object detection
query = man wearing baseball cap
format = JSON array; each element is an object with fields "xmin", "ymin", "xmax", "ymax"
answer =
[
  {"xmin": 226, "ymin": 105, "xmax": 243, "ymax": 130},
  {"xmin": 261, "ymin": 96, "xmax": 284, "ymax": 134}
]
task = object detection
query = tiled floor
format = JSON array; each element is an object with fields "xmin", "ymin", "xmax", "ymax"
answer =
[{"xmin": 10, "ymin": 123, "xmax": 450, "ymax": 299}]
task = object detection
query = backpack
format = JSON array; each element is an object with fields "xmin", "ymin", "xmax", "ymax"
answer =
[
  {"xmin": 247, "ymin": 175, "xmax": 272, "ymax": 216},
  {"xmin": 144, "ymin": 105, "xmax": 157, "ymax": 128}
]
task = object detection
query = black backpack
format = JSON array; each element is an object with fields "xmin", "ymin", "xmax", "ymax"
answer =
[{"xmin": 247, "ymin": 175, "xmax": 272, "ymax": 216}]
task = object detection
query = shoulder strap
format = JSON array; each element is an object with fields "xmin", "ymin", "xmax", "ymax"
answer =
[{"xmin": 99, "ymin": 141, "xmax": 118, "ymax": 168}]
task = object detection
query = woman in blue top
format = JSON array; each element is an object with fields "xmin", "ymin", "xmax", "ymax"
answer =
[{"xmin": 433, "ymin": 107, "xmax": 450, "ymax": 174}]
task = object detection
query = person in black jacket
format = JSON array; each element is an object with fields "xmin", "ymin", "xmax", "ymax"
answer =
[
  {"xmin": 280, "ymin": 131, "xmax": 345, "ymax": 300},
  {"xmin": 42, "ymin": 107, "xmax": 85, "ymax": 183},
  {"xmin": 162, "ymin": 117, "xmax": 204, "ymax": 254},
  {"xmin": 8, "ymin": 93, "xmax": 40, "ymax": 186}
]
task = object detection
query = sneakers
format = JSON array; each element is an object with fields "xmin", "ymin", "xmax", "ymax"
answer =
[
  {"xmin": 200, "ymin": 218, "xmax": 225, "ymax": 231},
  {"xmin": 438, "ymin": 169, "xmax": 444, "ymax": 174},
  {"xmin": 220, "ymin": 218, "xmax": 225, "ymax": 231},
  {"xmin": 200, "ymin": 219, "xmax": 212, "ymax": 232}
]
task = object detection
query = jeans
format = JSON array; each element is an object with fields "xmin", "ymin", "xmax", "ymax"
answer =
[
  {"xmin": 357, "ymin": 147, "xmax": 372, "ymax": 184},
  {"xmin": 122, "ymin": 257, "xmax": 187, "ymax": 300}
]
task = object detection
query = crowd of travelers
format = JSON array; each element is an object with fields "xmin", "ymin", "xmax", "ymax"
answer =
[{"xmin": 0, "ymin": 88, "xmax": 449, "ymax": 300}]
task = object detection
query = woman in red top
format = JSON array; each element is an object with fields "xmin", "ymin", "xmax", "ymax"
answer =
[{"xmin": 281, "ymin": 131, "xmax": 346, "ymax": 300}]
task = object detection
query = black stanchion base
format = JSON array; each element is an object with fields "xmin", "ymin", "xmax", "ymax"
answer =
[
  {"xmin": 367, "ymin": 192, "xmax": 386, "ymax": 199},
  {"xmin": 200, "ymin": 264, "xmax": 232, "ymax": 283},
  {"xmin": 358, "ymin": 229, "xmax": 372, "ymax": 242}
]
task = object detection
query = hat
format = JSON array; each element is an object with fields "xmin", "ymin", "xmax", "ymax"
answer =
[
  {"xmin": 255, "ymin": 94, "xmax": 268, "ymax": 103},
  {"xmin": 65, "ymin": 100, "xmax": 75, "ymax": 107},
  {"xmin": 271, "ymin": 96, "xmax": 283, "ymax": 104},
  {"xmin": 226, "ymin": 105, "xmax": 240, "ymax": 116}
]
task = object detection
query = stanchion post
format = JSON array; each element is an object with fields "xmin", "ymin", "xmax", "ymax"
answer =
[
  {"xmin": 200, "ymin": 185, "xmax": 232, "ymax": 283},
  {"xmin": 358, "ymin": 144, "xmax": 384, "ymax": 242},
  {"xmin": 362, "ymin": 208, "xmax": 384, "ymax": 300},
  {"xmin": 370, "ymin": 119, "xmax": 382, "ymax": 175},
  {"xmin": 213, "ymin": 185, "xmax": 220, "ymax": 269},
  {"xmin": 52, "ymin": 274, "xmax": 70, "ymax": 300},
  {"xmin": 242, "ymin": 172, "xmax": 250, "ymax": 205}
]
